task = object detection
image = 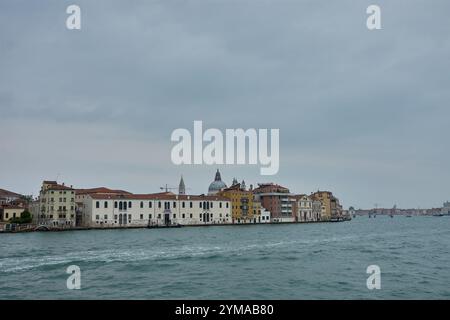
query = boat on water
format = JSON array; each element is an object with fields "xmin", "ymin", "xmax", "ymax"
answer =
[
  {"xmin": 432, "ymin": 213, "xmax": 444, "ymax": 217},
  {"xmin": 406, "ymin": 214, "xmax": 412, "ymax": 218}
]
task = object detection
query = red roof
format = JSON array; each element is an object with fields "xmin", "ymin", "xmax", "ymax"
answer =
[
  {"xmin": 0, "ymin": 188, "xmax": 22, "ymax": 198},
  {"xmin": 75, "ymin": 187, "xmax": 131, "ymax": 195},
  {"xmin": 88, "ymin": 193, "xmax": 230, "ymax": 201}
]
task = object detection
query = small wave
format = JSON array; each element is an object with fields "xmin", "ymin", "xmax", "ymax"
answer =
[{"xmin": 0, "ymin": 235, "xmax": 359, "ymax": 273}]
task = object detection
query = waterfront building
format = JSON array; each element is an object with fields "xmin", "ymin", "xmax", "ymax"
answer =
[
  {"xmin": 218, "ymin": 181, "xmax": 255, "ymax": 223},
  {"xmin": 75, "ymin": 187, "xmax": 132, "ymax": 227},
  {"xmin": 34, "ymin": 181, "xmax": 76, "ymax": 227},
  {"xmin": 311, "ymin": 191, "xmax": 342, "ymax": 221},
  {"xmin": 208, "ymin": 169, "xmax": 227, "ymax": 195},
  {"xmin": 79, "ymin": 192, "xmax": 231, "ymax": 228},
  {"xmin": 0, "ymin": 204, "xmax": 26, "ymax": 222},
  {"xmin": 296, "ymin": 194, "xmax": 314, "ymax": 222},
  {"xmin": 312, "ymin": 199, "xmax": 323, "ymax": 221},
  {"xmin": 253, "ymin": 183, "xmax": 296, "ymax": 222},
  {"xmin": 260, "ymin": 207, "xmax": 271, "ymax": 223}
]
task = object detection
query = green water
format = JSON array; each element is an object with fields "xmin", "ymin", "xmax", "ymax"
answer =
[{"xmin": 0, "ymin": 216, "xmax": 449, "ymax": 299}]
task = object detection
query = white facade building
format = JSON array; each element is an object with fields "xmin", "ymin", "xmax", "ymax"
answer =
[
  {"xmin": 80, "ymin": 193, "xmax": 232, "ymax": 228},
  {"xmin": 260, "ymin": 208, "xmax": 271, "ymax": 223},
  {"xmin": 297, "ymin": 195, "xmax": 313, "ymax": 222}
]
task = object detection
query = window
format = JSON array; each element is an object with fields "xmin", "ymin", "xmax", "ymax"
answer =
[
  {"xmin": 190, "ymin": 202, "xmax": 193, "ymax": 208},
  {"xmin": 96, "ymin": 215, "xmax": 100, "ymax": 220},
  {"xmin": 158, "ymin": 201, "xmax": 161, "ymax": 208},
  {"xmin": 148, "ymin": 214, "xmax": 152, "ymax": 219},
  {"xmin": 114, "ymin": 215, "xmax": 118, "ymax": 219},
  {"xmin": 158, "ymin": 214, "xmax": 161, "ymax": 219},
  {"xmin": 210, "ymin": 202, "xmax": 213, "ymax": 208},
  {"xmin": 219, "ymin": 202, "xmax": 222, "ymax": 208},
  {"xmin": 104, "ymin": 201, "xmax": 108, "ymax": 208},
  {"xmin": 190, "ymin": 213, "xmax": 193, "ymax": 218},
  {"xmin": 182, "ymin": 202, "xmax": 185, "ymax": 208},
  {"xmin": 173, "ymin": 202, "xmax": 176, "ymax": 208},
  {"xmin": 200, "ymin": 202, "xmax": 202, "ymax": 208},
  {"xmin": 173, "ymin": 214, "xmax": 176, "ymax": 219},
  {"xmin": 140, "ymin": 214, "xmax": 144, "ymax": 219},
  {"xmin": 140, "ymin": 201, "xmax": 144, "ymax": 208},
  {"xmin": 115, "ymin": 202, "xmax": 118, "ymax": 208},
  {"xmin": 182, "ymin": 213, "xmax": 185, "ymax": 218},
  {"xmin": 119, "ymin": 202, "xmax": 123, "ymax": 210},
  {"xmin": 104, "ymin": 215, "xmax": 108, "ymax": 219},
  {"xmin": 128, "ymin": 201, "xmax": 132, "ymax": 208},
  {"xmin": 96, "ymin": 201, "xmax": 100, "ymax": 208},
  {"xmin": 149, "ymin": 202, "xmax": 152, "ymax": 208}
]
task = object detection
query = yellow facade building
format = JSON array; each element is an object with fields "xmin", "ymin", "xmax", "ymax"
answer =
[
  {"xmin": 311, "ymin": 191, "xmax": 342, "ymax": 221},
  {"xmin": 218, "ymin": 181, "xmax": 257, "ymax": 223}
]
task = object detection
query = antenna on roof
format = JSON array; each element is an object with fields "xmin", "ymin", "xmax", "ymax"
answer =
[{"xmin": 56, "ymin": 173, "xmax": 61, "ymax": 182}]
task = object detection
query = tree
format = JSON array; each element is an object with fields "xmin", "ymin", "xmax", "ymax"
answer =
[
  {"xmin": 20, "ymin": 210, "xmax": 32, "ymax": 224},
  {"xmin": 9, "ymin": 210, "xmax": 32, "ymax": 224}
]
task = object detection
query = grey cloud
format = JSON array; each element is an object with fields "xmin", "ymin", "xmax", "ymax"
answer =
[{"xmin": 1, "ymin": 0, "xmax": 450, "ymax": 208}]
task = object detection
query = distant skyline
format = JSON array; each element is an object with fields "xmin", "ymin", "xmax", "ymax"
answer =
[{"xmin": 1, "ymin": 1, "xmax": 450, "ymax": 209}]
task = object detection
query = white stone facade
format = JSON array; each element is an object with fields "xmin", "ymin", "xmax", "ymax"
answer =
[{"xmin": 80, "ymin": 193, "xmax": 232, "ymax": 228}]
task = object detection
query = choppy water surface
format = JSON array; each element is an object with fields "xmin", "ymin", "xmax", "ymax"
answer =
[{"xmin": 1, "ymin": 216, "xmax": 449, "ymax": 299}]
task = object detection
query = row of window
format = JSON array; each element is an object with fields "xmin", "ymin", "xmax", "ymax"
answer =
[
  {"xmin": 46, "ymin": 198, "xmax": 75, "ymax": 203},
  {"xmin": 94, "ymin": 212, "xmax": 230, "ymax": 220},
  {"xmin": 48, "ymin": 191, "xmax": 74, "ymax": 195},
  {"xmin": 95, "ymin": 200, "xmax": 230, "ymax": 210},
  {"xmin": 43, "ymin": 206, "xmax": 74, "ymax": 212},
  {"xmin": 40, "ymin": 214, "xmax": 75, "ymax": 219}
]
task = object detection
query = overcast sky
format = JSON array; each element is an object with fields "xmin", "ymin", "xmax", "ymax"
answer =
[{"xmin": 1, "ymin": 0, "xmax": 449, "ymax": 209}]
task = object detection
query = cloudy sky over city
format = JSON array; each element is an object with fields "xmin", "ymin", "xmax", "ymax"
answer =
[{"xmin": 1, "ymin": 0, "xmax": 449, "ymax": 208}]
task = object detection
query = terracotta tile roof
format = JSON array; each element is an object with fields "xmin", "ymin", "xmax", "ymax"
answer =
[
  {"xmin": 0, "ymin": 188, "xmax": 22, "ymax": 198},
  {"xmin": 47, "ymin": 184, "xmax": 74, "ymax": 191},
  {"xmin": 75, "ymin": 187, "xmax": 131, "ymax": 195},
  {"xmin": 88, "ymin": 193, "xmax": 230, "ymax": 202},
  {"xmin": 0, "ymin": 204, "xmax": 26, "ymax": 210}
]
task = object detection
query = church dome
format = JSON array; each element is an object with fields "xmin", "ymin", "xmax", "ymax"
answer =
[{"xmin": 208, "ymin": 169, "xmax": 227, "ymax": 195}]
